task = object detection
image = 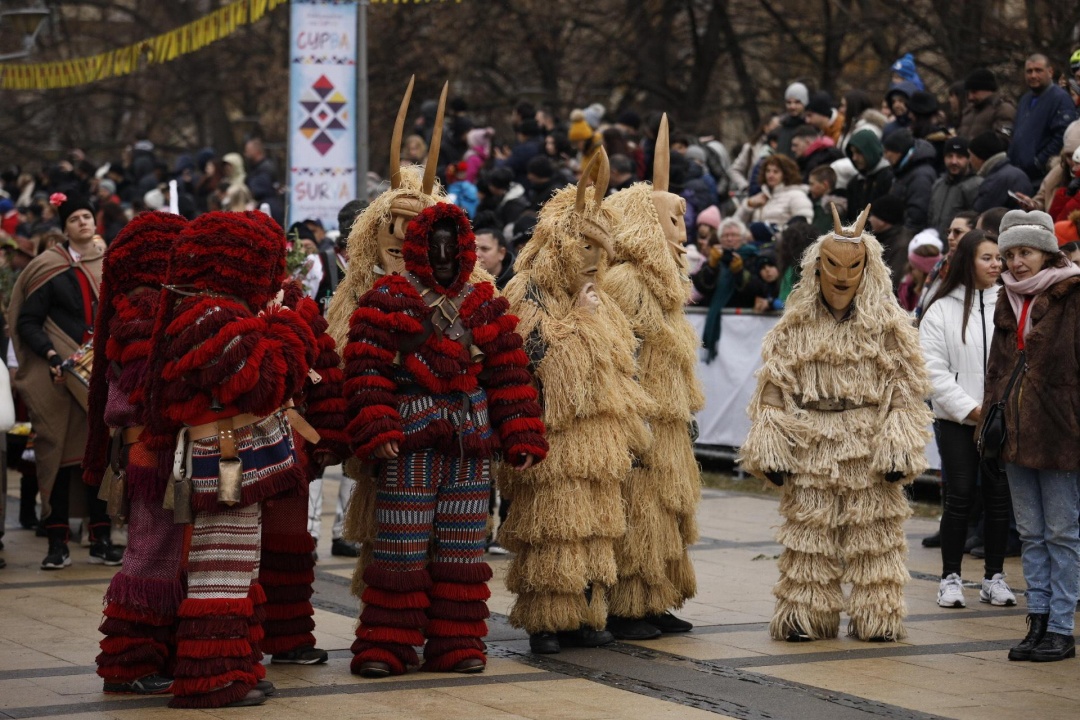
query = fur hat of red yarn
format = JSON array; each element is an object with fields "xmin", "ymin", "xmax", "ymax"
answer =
[{"xmin": 167, "ymin": 210, "xmax": 286, "ymax": 308}]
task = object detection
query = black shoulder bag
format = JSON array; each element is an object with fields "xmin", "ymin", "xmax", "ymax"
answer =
[{"xmin": 978, "ymin": 350, "xmax": 1025, "ymax": 462}]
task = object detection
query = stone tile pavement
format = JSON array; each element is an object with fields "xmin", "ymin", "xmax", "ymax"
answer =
[{"xmin": 1, "ymin": 469, "xmax": 1076, "ymax": 720}]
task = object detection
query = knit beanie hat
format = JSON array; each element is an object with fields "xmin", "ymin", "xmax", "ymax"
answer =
[
  {"xmin": 697, "ymin": 205, "xmax": 721, "ymax": 229},
  {"xmin": 583, "ymin": 103, "xmax": 606, "ymax": 129},
  {"xmin": 891, "ymin": 53, "xmax": 924, "ymax": 89},
  {"xmin": 568, "ymin": 109, "xmax": 593, "ymax": 142},
  {"xmin": 998, "ymin": 209, "xmax": 1059, "ymax": 255},
  {"xmin": 785, "ymin": 82, "xmax": 809, "ymax": 106},
  {"xmin": 968, "ymin": 131, "xmax": 1005, "ymax": 161},
  {"xmin": 168, "ymin": 210, "xmax": 286, "ymax": 309},
  {"xmin": 943, "ymin": 136, "xmax": 969, "ymax": 156},
  {"xmin": 883, "ymin": 129, "xmax": 915, "ymax": 155},
  {"xmin": 50, "ymin": 192, "xmax": 95, "ymax": 227},
  {"xmin": 870, "ymin": 194, "xmax": 905, "ymax": 225},
  {"xmin": 964, "ymin": 68, "xmax": 998, "ymax": 93},
  {"xmin": 805, "ymin": 91, "xmax": 833, "ymax": 117},
  {"xmin": 1056, "ymin": 218, "xmax": 1079, "ymax": 246},
  {"xmin": 908, "ymin": 91, "xmax": 939, "ymax": 116}
]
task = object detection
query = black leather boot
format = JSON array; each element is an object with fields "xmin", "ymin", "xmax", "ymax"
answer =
[
  {"xmin": 1030, "ymin": 632, "xmax": 1076, "ymax": 662},
  {"xmin": 557, "ymin": 627, "xmax": 614, "ymax": 648},
  {"xmin": 1008, "ymin": 613, "xmax": 1049, "ymax": 661},
  {"xmin": 529, "ymin": 632, "xmax": 560, "ymax": 654},
  {"xmin": 607, "ymin": 615, "xmax": 661, "ymax": 640}
]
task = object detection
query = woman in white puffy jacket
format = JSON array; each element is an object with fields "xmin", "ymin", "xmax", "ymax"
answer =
[
  {"xmin": 736, "ymin": 155, "xmax": 813, "ymax": 230},
  {"xmin": 919, "ymin": 229, "xmax": 1015, "ymax": 610}
]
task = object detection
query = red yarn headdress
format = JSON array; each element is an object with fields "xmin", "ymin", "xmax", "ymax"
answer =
[{"xmin": 401, "ymin": 202, "xmax": 476, "ymax": 297}]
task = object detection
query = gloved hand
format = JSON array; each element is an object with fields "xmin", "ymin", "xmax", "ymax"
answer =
[
  {"xmin": 765, "ymin": 471, "xmax": 786, "ymax": 487},
  {"xmin": 708, "ymin": 246, "xmax": 723, "ymax": 269},
  {"xmin": 884, "ymin": 470, "xmax": 904, "ymax": 483}
]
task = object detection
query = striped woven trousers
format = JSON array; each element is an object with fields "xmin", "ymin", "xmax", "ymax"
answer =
[{"xmin": 352, "ymin": 451, "xmax": 492, "ymax": 675}]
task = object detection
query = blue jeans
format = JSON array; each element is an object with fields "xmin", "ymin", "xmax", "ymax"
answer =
[{"xmin": 1005, "ymin": 464, "xmax": 1080, "ymax": 635}]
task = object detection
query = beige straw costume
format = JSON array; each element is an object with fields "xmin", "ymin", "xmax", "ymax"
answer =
[{"xmin": 739, "ymin": 208, "xmax": 932, "ymax": 642}]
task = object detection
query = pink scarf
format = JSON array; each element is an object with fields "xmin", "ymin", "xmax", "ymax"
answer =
[{"xmin": 1001, "ymin": 263, "xmax": 1080, "ymax": 345}]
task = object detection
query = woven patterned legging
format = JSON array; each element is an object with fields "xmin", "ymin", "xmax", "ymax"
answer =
[
  {"xmin": 351, "ymin": 451, "xmax": 492, "ymax": 675},
  {"xmin": 170, "ymin": 504, "xmax": 266, "ymax": 709}
]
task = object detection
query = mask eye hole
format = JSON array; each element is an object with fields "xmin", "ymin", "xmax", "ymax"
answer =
[
  {"xmin": 826, "ymin": 257, "xmax": 837, "ymax": 267},
  {"xmin": 850, "ymin": 260, "xmax": 861, "ymax": 269}
]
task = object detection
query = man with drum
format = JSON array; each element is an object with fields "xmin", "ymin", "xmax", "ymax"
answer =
[{"xmin": 7, "ymin": 192, "xmax": 123, "ymax": 570}]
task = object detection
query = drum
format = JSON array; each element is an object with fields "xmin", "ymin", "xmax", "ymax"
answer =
[{"xmin": 60, "ymin": 339, "xmax": 94, "ymax": 411}]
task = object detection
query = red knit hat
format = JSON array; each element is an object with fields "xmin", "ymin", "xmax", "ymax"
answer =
[{"xmin": 167, "ymin": 210, "xmax": 286, "ymax": 308}]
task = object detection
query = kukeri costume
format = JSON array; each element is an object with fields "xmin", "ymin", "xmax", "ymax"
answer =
[
  {"xmin": 84, "ymin": 212, "xmax": 187, "ymax": 694},
  {"xmin": 343, "ymin": 201, "xmax": 545, "ymax": 677},
  {"xmin": 604, "ymin": 116, "xmax": 704, "ymax": 639},
  {"xmin": 500, "ymin": 150, "xmax": 655, "ymax": 654},
  {"xmin": 144, "ymin": 211, "xmax": 316, "ymax": 708},
  {"xmin": 740, "ymin": 207, "xmax": 932, "ymax": 642}
]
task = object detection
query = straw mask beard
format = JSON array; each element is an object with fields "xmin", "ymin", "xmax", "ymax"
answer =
[{"xmin": 818, "ymin": 236, "xmax": 866, "ymax": 313}]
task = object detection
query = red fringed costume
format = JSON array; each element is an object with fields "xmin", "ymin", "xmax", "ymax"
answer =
[
  {"xmin": 258, "ymin": 279, "xmax": 348, "ymax": 659},
  {"xmin": 144, "ymin": 211, "xmax": 316, "ymax": 708},
  {"xmin": 85, "ymin": 212, "xmax": 187, "ymax": 692},
  {"xmin": 343, "ymin": 203, "xmax": 546, "ymax": 676}
]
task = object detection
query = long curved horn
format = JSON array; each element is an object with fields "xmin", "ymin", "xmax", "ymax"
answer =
[
  {"xmin": 653, "ymin": 113, "xmax": 670, "ymax": 192},
  {"xmin": 389, "ymin": 75, "xmax": 415, "ymax": 191},
  {"xmin": 575, "ymin": 152, "xmax": 600, "ymax": 215},
  {"xmin": 593, "ymin": 147, "xmax": 610, "ymax": 206},
  {"xmin": 422, "ymin": 81, "xmax": 449, "ymax": 195},
  {"xmin": 830, "ymin": 202, "xmax": 842, "ymax": 235},
  {"xmin": 852, "ymin": 204, "xmax": 872, "ymax": 236}
]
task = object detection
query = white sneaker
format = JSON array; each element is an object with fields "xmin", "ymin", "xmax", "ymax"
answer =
[
  {"xmin": 979, "ymin": 573, "xmax": 1017, "ymax": 606},
  {"xmin": 937, "ymin": 573, "xmax": 966, "ymax": 608}
]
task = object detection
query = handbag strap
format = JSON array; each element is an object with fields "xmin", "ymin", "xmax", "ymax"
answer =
[{"xmin": 999, "ymin": 350, "xmax": 1026, "ymax": 403}]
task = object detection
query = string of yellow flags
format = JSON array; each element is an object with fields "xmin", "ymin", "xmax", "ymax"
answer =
[{"xmin": 0, "ymin": 0, "xmax": 462, "ymax": 92}]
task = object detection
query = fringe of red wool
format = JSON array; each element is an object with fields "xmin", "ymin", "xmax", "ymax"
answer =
[
  {"xmin": 428, "ymin": 599, "xmax": 490, "ymax": 621},
  {"xmin": 260, "ymin": 632, "xmax": 317, "ymax": 656},
  {"xmin": 173, "ymin": 657, "xmax": 251, "ymax": 678},
  {"xmin": 258, "ymin": 568, "xmax": 315, "ymax": 586},
  {"xmin": 350, "ymin": 647, "xmax": 407, "ymax": 676},
  {"xmin": 169, "ymin": 679, "xmax": 254, "ymax": 709},
  {"xmin": 102, "ymin": 575, "xmax": 184, "ymax": 620},
  {"xmin": 355, "ymin": 626, "xmax": 425, "ymax": 646},
  {"xmin": 96, "ymin": 646, "xmax": 165, "ymax": 679},
  {"xmin": 262, "ymin": 616, "xmax": 314, "ymax": 638},
  {"xmin": 248, "ymin": 582, "xmax": 267, "ymax": 606},
  {"xmin": 99, "ymin": 636, "xmax": 166, "ymax": 656},
  {"xmin": 172, "ymin": 670, "xmax": 256, "ymax": 696},
  {"xmin": 265, "ymin": 584, "xmax": 314, "ymax": 604},
  {"xmin": 103, "ymin": 602, "xmax": 173, "ymax": 625},
  {"xmin": 98, "ymin": 662, "xmax": 160, "ymax": 684},
  {"xmin": 260, "ymin": 551, "xmax": 315, "ymax": 574},
  {"xmin": 247, "ymin": 624, "xmax": 265, "ymax": 645},
  {"xmin": 359, "ymin": 605, "xmax": 429, "ymax": 629},
  {"xmin": 361, "ymin": 587, "xmax": 431, "ymax": 609},
  {"xmin": 263, "ymin": 601, "xmax": 315, "ymax": 621},
  {"xmin": 351, "ymin": 640, "xmax": 419, "ymax": 668},
  {"xmin": 176, "ymin": 617, "xmax": 248, "ymax": 639},
  {"xmin": 425, "ymin": 619, "xmax": 488, "ymax": 638},
  {"xmin": 123, "ymin": 458, "xmax": 172, "ymax": 507},
  {"xmin": 424, "ymin": 637, "xmax": 485, "ymax": 658},
  {"xmin": 98, "ymin": 616, "xmax": 172, "ymax": 641},
  {"xmin": 428, "ymin": 561, "xmax": 492, "ymax": 584},
  {"xmin": 363, "ymin": 565, "xmax": 432, "ymax": 593},
  {"xmin": 176, "ymin": 638, "xmax": 253, "ymax": 659},
  {"xmin": 421, "ymin": 648, "xmax": 486, "ymax": 673},
  {"xmin": 261, "ymin": 532, "xmax": 315, "ymax": 555},
  {"xmin": 177, "ymin": 598, "xmax": 253, "ymax": 620},
  {"xmin": 430, "ymin": 582, "xmax": 490, "ymax": 602}
]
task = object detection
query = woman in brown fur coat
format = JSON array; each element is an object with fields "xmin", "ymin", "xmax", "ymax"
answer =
[
  {"xmin": 499, "ymin": 150, "xmax": 654, "ymax": 655},
  {"xmin": 740, "ymin": 207, "xmax": 932, "ymax": 643}
]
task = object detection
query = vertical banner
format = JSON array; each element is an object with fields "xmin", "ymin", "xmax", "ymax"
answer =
[{"xmin": 288, "ymin": 0, "xmax": 357, "ymax": 230}]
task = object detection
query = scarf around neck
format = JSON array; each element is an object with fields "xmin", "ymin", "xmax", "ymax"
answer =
[{"xmin": 1001, "ymin": 263, "xmax": 1080, "ymax": 344}]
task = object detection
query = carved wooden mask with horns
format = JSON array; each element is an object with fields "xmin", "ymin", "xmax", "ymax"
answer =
[
  {"xmin": 818, "ymin": 204, "xmax": 871, "ymax": 313},
  {"xmin": 378, "ymin": 76, "xmax": 448, "ymax": 275},
  {"xmin": 650, "ymin": 113, "xmax": 688, "ymax": 271},
  {"xmin": 571, "ymin": 147, "xmax": 613, "ymax": 294}
]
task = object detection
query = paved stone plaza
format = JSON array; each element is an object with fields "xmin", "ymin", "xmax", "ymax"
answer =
[{"xmin": 1, "ymin": 469, "xmax": 1076, "ymax": 720}]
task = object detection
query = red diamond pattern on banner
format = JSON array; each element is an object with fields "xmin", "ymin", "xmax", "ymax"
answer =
[{"xmin": 298, "ymin": 74, "xmax": 348, "ymax": 156}]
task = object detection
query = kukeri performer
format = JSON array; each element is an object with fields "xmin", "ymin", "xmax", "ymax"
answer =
[
  {"xmin": 739, "ymin": 206, "xmax": 932, "ymax": 643},
  {"xmin": 84, "ymin": 212, "xmax": 187, "ymax": 695},
  {"xmin": 500, "ymin": 149, "xmax": 655, "ymax": 655},
  {"xmin": 143, "ymin": 211, "xmax": 317, "ymax": 708},
  {"xmin": 342, "ymin": 201, "xmax": 545, "ymax": 677},
  {"xmin": 604, "ymin": 114, "xmax": 704, "ymax": 640}
]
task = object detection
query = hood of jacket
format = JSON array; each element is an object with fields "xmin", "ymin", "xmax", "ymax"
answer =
[
  {"xmin": 846, "ymin": 128, "xmax": 884, "ymax": 171},
  {"xmin": 896, "ymin": 138, "xmax": 938, "ymax": 176},
  {"xmin": 402, "ymin": 202, "xmax": 476, "ymax": 297}
]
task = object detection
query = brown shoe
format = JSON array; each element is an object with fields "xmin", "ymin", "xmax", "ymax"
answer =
[
  {"xmin": 452, "ymin": 658, "xmax": 485, "ymax": 674},
  {"xmin": 357, "ymin": 661, "xmax": 391, "ymax": 678}
]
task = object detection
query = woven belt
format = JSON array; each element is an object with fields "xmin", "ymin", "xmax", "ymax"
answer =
[{"xmin": 796, "ymin": 397, "xmax": 871, "ymax": 412}]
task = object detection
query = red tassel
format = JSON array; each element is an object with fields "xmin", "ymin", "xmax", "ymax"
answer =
[
  {"xmin": 430, "ymin": 582, "xmax": 490, "ymax": 602},
  {"xmin": 428, "ymin": 561, "xmax": 492, "ymax": 583},
  {"xmin": 361, "ymin": 587, "xmax": 431, "ymax": 609},
  {"xmin": 350, "ymin": 648, "xmax": 406, "ymax": 676},
  {"xmin": 355, "ymin": 626, "xmax": 425, "ymax": 646},
  {"xmin": 425, "ymin": 618, "xmax": 487, "ymax": 638},
  {"xmin": 427, "ymin": 599, "xmax": 489, "ymax": 621}
]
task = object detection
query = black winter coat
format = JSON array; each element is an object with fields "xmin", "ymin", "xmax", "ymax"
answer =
[{"xmin": 889, "ymin": 139, "xmax": 938, "ymax": 233}]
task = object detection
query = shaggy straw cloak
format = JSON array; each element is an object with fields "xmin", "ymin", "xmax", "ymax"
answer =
[
  {"xmin": 739, "ymin": 225, "xmax": 932, "ymax": 641},
  {"xmin": 604, "ymin": 184, "xmax": 704, "ymax": 616},
  {"xmin": 499, "ymin": 185, "xmax": 654, "ymax": 633}
]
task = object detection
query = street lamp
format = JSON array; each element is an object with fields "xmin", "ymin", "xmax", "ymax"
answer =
[{"xmin": 0, "ymin": 5, "xmax": 50, "ymax": 62}]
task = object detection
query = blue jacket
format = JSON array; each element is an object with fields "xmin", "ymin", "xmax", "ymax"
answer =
[{"xmin": 1007, "ymin": 85, "xmax": 1077, "ymax": 180}]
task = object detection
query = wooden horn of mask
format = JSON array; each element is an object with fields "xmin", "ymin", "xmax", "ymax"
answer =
[
  {"xmin": 389, "ymin": 75, "xmax": 415, "ymax": 191},
  {"xmin": 422, "ymin": 81, "xmax": 449, "ymax": 196}
]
